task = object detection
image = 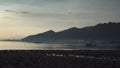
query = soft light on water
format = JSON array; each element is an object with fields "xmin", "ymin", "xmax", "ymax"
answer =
[
  {"xmin": 0, "ymin": 41, "xmax": 119, "ymax": 50},
  {"xmin": 0, "ymin": 41, "xmax": 83, "ymax": 50},
  {"xmin": 0, "ymin": 41, "xmax": 96, "ymax": 50}
]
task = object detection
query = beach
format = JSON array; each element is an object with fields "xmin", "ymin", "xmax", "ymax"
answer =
[{"xmin": 0, "ymin": 50, "xmax": 120, "ymax": 68}]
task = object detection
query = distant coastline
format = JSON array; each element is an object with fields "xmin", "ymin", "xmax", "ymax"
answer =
[{"xmin": 0, "ymin": 39, "xmax": 20, "ymax": 41}]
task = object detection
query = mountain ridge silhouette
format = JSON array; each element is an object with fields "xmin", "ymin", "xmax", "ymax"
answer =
[{"xmin": 22, "ymin": 22, "xmax": 120, "ymax": 43}]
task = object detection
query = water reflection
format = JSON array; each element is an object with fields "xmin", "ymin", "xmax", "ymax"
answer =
[{"xmin": 0, "ymin": 41, "xmax": 119, "ymax": 50}]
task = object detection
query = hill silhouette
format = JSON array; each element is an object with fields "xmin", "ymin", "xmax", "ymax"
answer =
[{"xmin": 22, "ymin": 22, "xmax": 120, "ymax": 43}]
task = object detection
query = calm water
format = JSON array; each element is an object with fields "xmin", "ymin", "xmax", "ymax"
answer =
[{"xmin": 0, "ymin": 41, "xmax": 119, "ymax": 50}]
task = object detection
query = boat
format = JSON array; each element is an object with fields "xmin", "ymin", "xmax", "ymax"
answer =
[{"xmin": 85, "ymin": 42, "xmax": 96, "ymax": 47}]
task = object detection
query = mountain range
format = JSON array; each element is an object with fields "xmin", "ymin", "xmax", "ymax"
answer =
[{"xmin": 21, "ymin": 22, "xmax": 120, "ymax": 43}]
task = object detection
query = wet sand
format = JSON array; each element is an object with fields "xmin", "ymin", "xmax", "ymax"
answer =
[{"xmin": 0, "ymin": 50, "xmax": 120, "ymax": 68}]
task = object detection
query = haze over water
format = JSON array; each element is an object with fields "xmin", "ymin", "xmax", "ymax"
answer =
[{"xmin": 0, "ymin": 41, "xmax": 119, "ymax": 50}]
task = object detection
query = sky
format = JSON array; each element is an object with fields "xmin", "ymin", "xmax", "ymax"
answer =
[{"xmin": 0, "ymin": 0, "xmax": 120, "ymax": 39}]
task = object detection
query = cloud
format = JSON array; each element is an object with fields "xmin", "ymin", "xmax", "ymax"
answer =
[
  {"xmin": 4, "ymin": 10, "xmax": 30, "ymax": 14},
  {"xmin": 20, "ymin": 11, "xmax": 29, "ymax": 14},
  {"xmin": 4, "ymin": 9, "xmax": 76, "ymax": 20}
]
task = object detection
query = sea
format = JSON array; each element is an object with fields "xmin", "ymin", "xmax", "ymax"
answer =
[{"xmin": 0, "ymin": 41, "xmax": 119, "ymax": 50}]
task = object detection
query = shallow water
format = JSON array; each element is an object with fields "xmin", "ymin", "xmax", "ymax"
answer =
[{"xmin": 0, "ymin": 41, "xmax": 119, "ymax": 50}]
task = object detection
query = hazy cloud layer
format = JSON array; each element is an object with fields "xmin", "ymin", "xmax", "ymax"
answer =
[{"xmin": 4, "ymin": 10, "xmax": 30, "ymax": 14}]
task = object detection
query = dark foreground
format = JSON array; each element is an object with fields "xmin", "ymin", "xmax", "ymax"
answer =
[{"xmin": 0, "ymin": 50, "xmax": 120, "ymax": 68}]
